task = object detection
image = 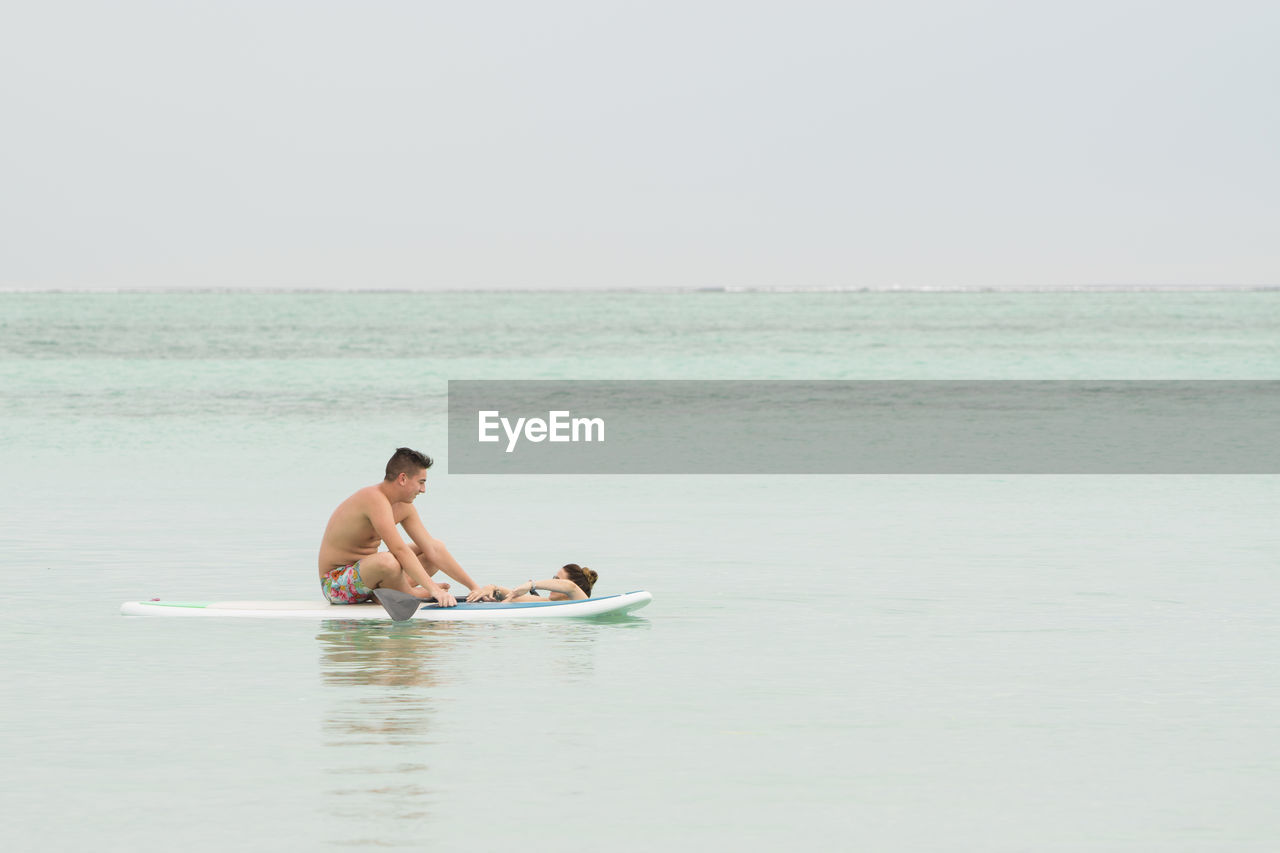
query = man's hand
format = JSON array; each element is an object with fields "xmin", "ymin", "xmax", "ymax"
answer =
[{"xmin": 411, "ymin": 582, "xmax": 457, "ymax": 606}]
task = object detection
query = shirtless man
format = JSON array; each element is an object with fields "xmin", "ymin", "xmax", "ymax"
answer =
[{"xmin": 318, "ymin": 447, "xmax": 482, "ymax": 607}]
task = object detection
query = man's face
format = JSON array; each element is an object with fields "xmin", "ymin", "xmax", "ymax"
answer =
[{"xmin": 400, "ymin": 468, "xmax": 428, "ymax": 501}]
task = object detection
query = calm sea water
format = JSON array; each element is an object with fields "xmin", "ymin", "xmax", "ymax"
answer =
[{"xmin": 3, "ymin": 291, "xmax": 1279, "ymax": 851}]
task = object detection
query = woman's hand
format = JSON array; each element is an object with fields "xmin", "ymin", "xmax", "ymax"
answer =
[
  {"xmin": 465, "ymin": 585, "xmax": 494, "ymax": 602},
  {"xmin": 466, "ymin": 584, "xmax": 505, "ymax": 602}
]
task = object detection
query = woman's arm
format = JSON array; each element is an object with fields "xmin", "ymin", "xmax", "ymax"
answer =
[
  {"xmin": 473, "ymin": 579, "xmax": 590, "ymax": 602},
  {"xmin": 528, "ymin": 579, "xmax": 588, "ymax": 600},
  {"xmin": 490, "ymin": 578, "xmax": 590, "ymax": 602},
  {"xmin": 500, "ymin": 580, "xmax": 540, "ymax": 602}
]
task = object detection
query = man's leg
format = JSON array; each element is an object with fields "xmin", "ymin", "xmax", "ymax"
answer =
[
  {"xmin": 409, "ymin": 540, "xmax": 478, "ymax": 591},
  {"xmin": 353, "ymin": 553, "xmax": 438, "ymax": 600}
]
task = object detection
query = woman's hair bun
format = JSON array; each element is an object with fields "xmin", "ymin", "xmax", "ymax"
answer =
[{"xmin": 563, "ymin": 563, "xmax": 598, "ymax": 596}]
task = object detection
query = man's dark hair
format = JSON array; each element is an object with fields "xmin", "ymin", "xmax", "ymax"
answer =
[{"xmin": 385, "ymin": 447, "xmax": 433, "ymax": 481}]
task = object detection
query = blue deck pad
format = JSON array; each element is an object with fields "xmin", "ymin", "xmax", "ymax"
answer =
[{"xmin": 418, "ymin": 592, "xmax": 635, "ymax": 611}]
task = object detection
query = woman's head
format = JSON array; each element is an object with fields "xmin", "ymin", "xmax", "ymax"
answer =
[{"xmin": 557, "ymin": 563, "xmax": 598, "ymax": 596}]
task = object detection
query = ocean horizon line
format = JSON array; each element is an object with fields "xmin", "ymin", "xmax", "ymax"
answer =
[{"xmin": 2, "ymin": 284, "xmax": 1278, "ymax": 295}]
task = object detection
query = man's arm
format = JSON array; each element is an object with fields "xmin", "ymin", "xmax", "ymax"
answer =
[
  {"xmin": 399, "ymin": 508, "xmax": 482, "ymax": 594},
  {"xmin": 366, "ymin": 495, "xmax": 452, "ymax": 600}
]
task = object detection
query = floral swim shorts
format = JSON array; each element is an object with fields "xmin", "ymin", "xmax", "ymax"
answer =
[{"xmin": 321, "ymin": 562, "xmax": 374, "ymax": 604}]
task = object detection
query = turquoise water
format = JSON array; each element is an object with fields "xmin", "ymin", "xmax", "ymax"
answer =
[{"xmin": 3, "ymin": 292, "xmax": 1279, "ymax": 851}]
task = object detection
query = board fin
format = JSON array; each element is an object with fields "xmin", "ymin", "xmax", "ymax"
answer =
[{"xmin": 372, "ymin": 588, "xmax": 425, "ymax": 621}]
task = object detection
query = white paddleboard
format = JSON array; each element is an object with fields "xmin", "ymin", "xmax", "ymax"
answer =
[{"xmin": 120, "ymin": 590, "xmax": 653, "ymax": 621}]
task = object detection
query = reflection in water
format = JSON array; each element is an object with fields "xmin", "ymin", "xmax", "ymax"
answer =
[
  {"xmin": 317, "ymin": 620, "xmax": 466, "ymax": 690},
  {"xmin": 315, "ymin": 621, "xmax": 467, "ymax": 845},
  {"xmin": 313, "ymin": 617, "xmax": 649, "ymax": 846}
]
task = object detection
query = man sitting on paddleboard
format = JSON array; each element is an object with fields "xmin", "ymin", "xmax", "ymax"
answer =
[{"xmin": 318, "ymin": 447, "xmax": 484, "ymax": 608}]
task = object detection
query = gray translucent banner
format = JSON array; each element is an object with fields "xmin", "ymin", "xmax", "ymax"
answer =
[{"xmin": 446, "ymin": 381, "xmax": 1280, "ymax": 474}]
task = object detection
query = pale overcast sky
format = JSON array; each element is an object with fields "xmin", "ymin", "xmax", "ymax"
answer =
[{"xmin": 1, "ymin": 1, "xmax": 1276, "ymax": 290}]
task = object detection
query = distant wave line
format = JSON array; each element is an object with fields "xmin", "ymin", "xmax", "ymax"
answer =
[{"xmin": 1, "ymin": 284, "xmax": 1278, "ymax": 294}]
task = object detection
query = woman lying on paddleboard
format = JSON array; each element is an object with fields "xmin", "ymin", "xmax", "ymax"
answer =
[{"xmin": 470, "ymin": 563, "xmax": 598, "ymax": 602}]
